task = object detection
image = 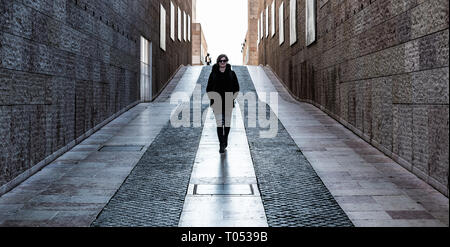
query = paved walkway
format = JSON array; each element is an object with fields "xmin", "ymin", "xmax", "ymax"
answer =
[
  {"xmin": 237, "ymin": 66, "xmax": 353, "ymax": 227},
  {"xmin": 0, "ymin": 65, "xmax": 447, "ymax": 227},
  {"xmin": 179, "ymin": 106, "xmax": 268, "ymax": 227},
  {"xmin": 248, "ymin": 66, "xmax": 449, "ymax": 227}
]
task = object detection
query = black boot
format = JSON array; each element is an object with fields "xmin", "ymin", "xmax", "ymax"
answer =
[
  {"xmin": 217, "ymin": 127, "xmax": 225, "ymax": 153},
  {"xmin": 224, "ymin": 127, "xmax": 231, "ymax": 148}
]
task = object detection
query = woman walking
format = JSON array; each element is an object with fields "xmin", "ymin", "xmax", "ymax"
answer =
[{"xmin": 206, "ymin": 55, "xmax": 240, "ymax": 154}]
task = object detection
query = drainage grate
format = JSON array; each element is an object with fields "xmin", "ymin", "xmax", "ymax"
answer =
[
  {"xmin": 194, "ymin": 184, "xmax": 254, "ymax": 196},
  {"xmin": 98, "ymin": 145, "xmax": 145, "ymax": 152}
]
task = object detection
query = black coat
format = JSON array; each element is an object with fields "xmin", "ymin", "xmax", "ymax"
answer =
[{"xmin": 206, "ymin": 64, "xmax": 240, "ymax": 109}]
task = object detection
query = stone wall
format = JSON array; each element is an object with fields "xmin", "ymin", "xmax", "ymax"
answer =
[
  {"xmin": 244, "ymin": 0, "xmax": 259, "ymax": 65},
  {"xmin": 256, "ymin": 0, "xmax": 449, "ymax": 196},
  {"xmin": 192, "ymin": 23, "xmax": 208, "ymax": 65},
  {"xmin": 0, "ymin": 0, "xmax": 192, "ymax": 188}
]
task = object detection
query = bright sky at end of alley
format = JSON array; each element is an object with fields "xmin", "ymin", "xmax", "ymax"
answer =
[{"xmin": 196, "ymin": 0, "xmax": 248, "ymax": 66}]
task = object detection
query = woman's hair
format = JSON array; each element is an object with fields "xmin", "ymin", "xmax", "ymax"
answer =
[{"xmin": 216, "ymin": 54, "xmax": 229, "ymax": 64}]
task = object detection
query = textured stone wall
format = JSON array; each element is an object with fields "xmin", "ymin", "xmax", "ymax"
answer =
[
  {"xmin": 256, "ymin": 0, "xmax": 449, "ymax": 195},
  {"xmin": 0, "ymin": 0, "xmax": 192, "ymax": 187}
]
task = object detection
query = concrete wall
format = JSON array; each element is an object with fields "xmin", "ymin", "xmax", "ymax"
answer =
[
  {"xmin": 0, "ymin": 0, "xmax": 192, "ymax": 188},
  {"xmin": 256, "ymin": 0, "xmax": 449, "ymax": 196}
]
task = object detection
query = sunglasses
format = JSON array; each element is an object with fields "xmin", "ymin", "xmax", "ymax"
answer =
[{"xmin": 219, "ymin": 60, "xmax": 228, "ymax": 63}]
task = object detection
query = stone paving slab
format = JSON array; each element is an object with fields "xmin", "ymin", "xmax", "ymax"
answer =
[{"xmin": 249, "ymin": 65, "xmax": 449, "ymax": 227}]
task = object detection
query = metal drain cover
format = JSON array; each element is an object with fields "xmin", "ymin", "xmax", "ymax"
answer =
[
  {"xmin": 99, "ymin": 145, "xmax": 144, "ymax": 152},
  {"xmin": 194, "ymin": 184, "xmax": 254, "ymax": 195}
]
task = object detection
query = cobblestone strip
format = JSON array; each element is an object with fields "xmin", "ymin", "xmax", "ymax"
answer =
[
  {"xmin": 235, "ymin": 66, "xmax": 354, "ymax": 227},
  {"xmin": 91, "ymin": 67, "xmax": 211, "ymax": 227}
]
